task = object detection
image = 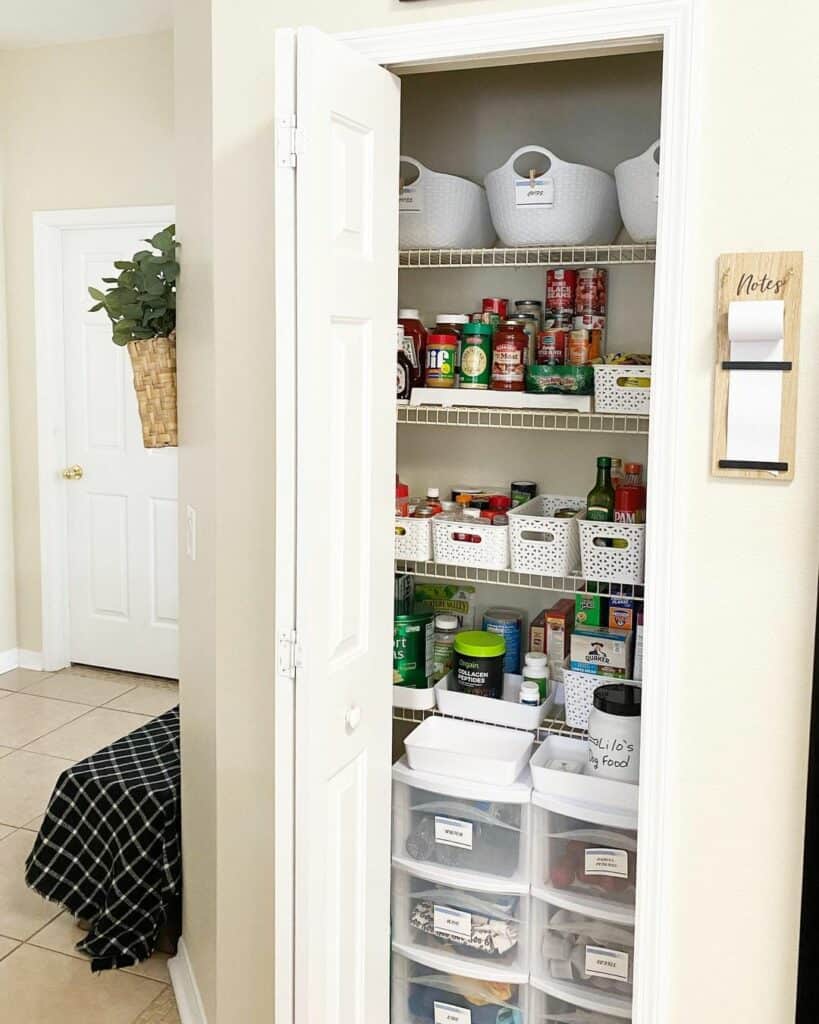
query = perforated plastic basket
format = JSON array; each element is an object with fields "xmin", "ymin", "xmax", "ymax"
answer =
[
  {"xmin": 614, "ymin": 139, "xmax": 660, "ymax": 243},
  {"xmin": 509, "ymin": 495, "xmax": 585, "ymax": 576},
  {"xmin": 578, "ymin": 520, "xmax": 645, "ymax": 585},
  {"xmin": 395, "ymin": 515, "xmax": 435, "ymax": 562},
  {"xmin": 399, "ymin": 156, "xmax": 496, "ymax": 250},
  {"xmin": 593, "ymin": 365, "xmax": 651, "ymax": 416},
  {"xmin": 433, "ymin": 516, "xmax": 510, "ymax": 570}
]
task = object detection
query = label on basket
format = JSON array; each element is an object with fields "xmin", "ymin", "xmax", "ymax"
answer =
[
  {"xmin": 433, "ymin": 904, "xmax": 472, "ymax": 940},
  {"xmin": 585, "ymin": 945, "xmax": 630, "ymax": 982},
  {"xmin": 399, "ymin": 183, "xmax": 423, "ymax": 213},
  {"xmin": 434, "ymin": 815, "xmax": 473, "ymax": 850},
  {"xmin": 585, "ymin": 848, "xmax": 629, "ymax": 879},
  {"xmin": 434, "ymin": 1002, "xmax": 472, "ymax": 1024},
  {"xmin": 515, "ymin": 175, "xmax": 555, "ymax": 207}
]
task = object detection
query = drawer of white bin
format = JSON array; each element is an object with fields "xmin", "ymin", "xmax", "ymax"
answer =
[
  {"xmin": 433, "ymin": 515, "xmax": 510, "ymax": 570},
  {"xmin": 392, "ymin": 862, "xmax": 530, "ymax": 975},
  {"xmin": 531, "ymin": 792, "xmax": 638, "ymax": 910},
  {"xmin": 530, "ymin": 974, "xmax": 632, "ymax": 1021},
  {"xmin": 529, "ymin": 735, "xmax": 638, "ymax": 813},
  {"xmin": 531, "ymin": 891, "xmax": 635, "ymax": 999},
  {"xmin": 395, "ymin": 514, "xmax": 436, "ymax": 561},
  {"xmin": 392, "ymin": 757, "xmax": 531, "ymax": 888},
  {"xmin": 391, "ymin": 947, "xmax": 529, "ymax": 1024},
  {"xmin": 508, "ymin": 495, "xmax": 585, "ymax": 576}
]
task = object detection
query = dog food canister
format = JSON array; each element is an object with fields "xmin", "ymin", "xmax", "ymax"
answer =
[{"xmin": 587, "ymin": 683, "xmax": 641, "ymax": 783}]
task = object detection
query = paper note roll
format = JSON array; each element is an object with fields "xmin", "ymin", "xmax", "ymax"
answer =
[{"xmin": 728, "ymin": 299, "xmax": 784, "ymax": 343}]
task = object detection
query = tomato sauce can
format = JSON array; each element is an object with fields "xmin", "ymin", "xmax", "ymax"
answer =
[
  {"xmin": 537, "ymin": 327, "xmax": 567, "ymax": 365},
  {"xmin": 575, "ymin": 267, "xmax": 608, "ymax": 315}
]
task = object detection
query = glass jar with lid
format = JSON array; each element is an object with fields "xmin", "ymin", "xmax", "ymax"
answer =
[{"xmin": 491, "ymin": 320, "xmax": 528, "ymax": 392}]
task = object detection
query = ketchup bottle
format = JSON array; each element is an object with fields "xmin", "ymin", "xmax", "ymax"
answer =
[{"xmin": 398, "ymin": 308, "xmax": 427, "ymax": 387}]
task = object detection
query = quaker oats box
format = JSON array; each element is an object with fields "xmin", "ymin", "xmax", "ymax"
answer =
[{"xmin": 570, "ymin": 625, "xmax": 633, "ymax": 678}]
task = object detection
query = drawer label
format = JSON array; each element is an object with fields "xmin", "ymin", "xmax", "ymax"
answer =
[
  {"xmin": 434, "ymin": 816, "xmax": 473, "ymax": 850},
  {"xmin": 434, "ymin": 1002, "xmax": 471, "ymax": 1024},
  {"xmin": 585, "ymin": 945, "xmax": 630, "ymax": 982},
  {"xmin": 515, "ymin": 176, "xmax": 555, "ymax": 208},
  {"xmin": 584, "ymin": 848, "xmax": 629, "ymax": 879},
  {"xmin": 433, "ymin": 904, "xmax": 472, "ymax": 940}
]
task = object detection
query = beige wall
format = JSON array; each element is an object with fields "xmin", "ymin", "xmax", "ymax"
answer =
[
  {"xmin": 174, "ymin": 2, "xmax": 817, "ymax": 1022},
  {"xmin": 0, "ymin": 177, "xmax": 16, "ymax": 654},
  {"xmin": 0, "ymin": 31, "xmax": 175, "ymax": 654}
]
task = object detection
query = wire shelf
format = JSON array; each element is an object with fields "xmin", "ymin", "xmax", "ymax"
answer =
[
  {"xmin": 392, "ymin": 704, "xmax": 588, "ymax": 743},
  {"xmin": 395, "ymin": 559, "xmax": 645, "ymax": 601},
  {"xmin": 397, "ymin": 404, "xmax": 649, "ymax": 435},
  {"xmin": 399, "ymin": 244, "xmax": 656, "ymax": 269}
]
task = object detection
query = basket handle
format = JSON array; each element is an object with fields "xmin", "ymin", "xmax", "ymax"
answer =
[
  {"xmin": 504, "ymin": 146, "xmax": 563, "ymax": 179},
  {"xmin": 399, "ymin": 156, "xmax": 426, "ymax": 190},
  {"xmin": 520, "ymin": 529, "xmax": 556, "ymax": 545},
  {"xmin": 586, "ymin": 530, "xmax": 631, "ymax": 549},
  {"xmin": 643, "ymin": 139, "xmax": 661, "ymax": 165}
]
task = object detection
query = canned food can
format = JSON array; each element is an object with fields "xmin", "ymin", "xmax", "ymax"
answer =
[
  {"xmin": 511, "ymin": 480, "xmax": 537, "ymax": 506},
  {"xmin": 393, "ymin": 613, "xmax": 434, "ymax": 689},
  {"xmin": 589, "ymin": 327, "xmax": 605, "ymax": 361},
  {"xmin": 536, "ymin": 328, "xmax": 567, "ymax": 365},
  {"xmin": 483, "ymin": 607, "xmax": 524, "ymax": 675},
  {"xmin": 572, "ymin": 313, "xmax": 607, "ymax": 331},
  {"xmin": 567, "ymin": 329, "xmax": 592, "ymax": 366},
  {"xmin": 575, "ymin": 267, "xmax": 608, "ymax": 315},
  {"xmin": 546, "ymin": 268, "xmax": 578, "ymax": 317},
  {"xmin": 554, "ymin": 508, "xmax": 579, "ymax": 519},
  {"xmin": 460, "ymin": 323, "xmax": 493, "ymax": 389},
  {"xmin": 482, "ymin": 297, "xmax": 509, "ymax": 319}
]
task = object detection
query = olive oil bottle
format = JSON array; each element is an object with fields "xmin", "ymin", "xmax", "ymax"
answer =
[{"xmin": 587, "ymin": 456, "xmax": 615, "ymax": 522}]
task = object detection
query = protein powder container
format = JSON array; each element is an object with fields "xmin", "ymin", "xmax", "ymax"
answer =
[
  {"xmin": 483, "ymin": 607, "xmax": 524, "ymax": 674},
  {"xmin": 452, "ymin": 631, "xmax": 505, "ymax": 699}
]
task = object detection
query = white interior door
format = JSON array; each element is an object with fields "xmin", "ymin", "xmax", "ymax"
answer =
[
  {"xmin": 287, "ymin": 27, "xmax": 400, "ymax": 1024},
  {"xmin": 62, "ymin": 218, "xmax": 178, "ymax": 678}
]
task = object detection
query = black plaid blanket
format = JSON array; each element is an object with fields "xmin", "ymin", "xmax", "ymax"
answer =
[{"xmin": 25, "ymin": 707, "xmax": 181, "ymax": 971}]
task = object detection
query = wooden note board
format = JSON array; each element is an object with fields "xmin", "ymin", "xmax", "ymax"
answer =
[{"xmin": 711, "ymin": 250, "xmax": 803, "ymax": 481}]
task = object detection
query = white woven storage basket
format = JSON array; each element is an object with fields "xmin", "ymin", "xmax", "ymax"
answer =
[
  {"xmin": 432, "ymin": 515, "xmax": 509, "ymax": 570},
  {"xmin": 563, "ymin": 669, "xmax": 641, "ymax": 729},
  {"xmin": 398, "ymin": 157, "xmax": 496, "ymax": 250},
  {"xmin": 578, "ymin": 519, "xmax": 646, "ymax": 585},
  {"xmin": 615, "ymin": 140, "xmax": 660, "ymax": 243},
  {"xmin": 394, "ymin": 515, "xmax": 435, "ymax": 562},
  {"xmin": 484, "ymin": 146, "xmax": 621, "ymax": 247},
  {"xmin": 593, "ymin": 364, "xmax": 651, "ymax": 415},
  {"xmin": 508, "ymin": 494, "xmax": 585, "ymax": 576}
]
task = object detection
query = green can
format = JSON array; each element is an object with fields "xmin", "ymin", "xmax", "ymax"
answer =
[
  {"xmin": 460, "ymin": 322, "xmax": 493, "ymax": 390},
  {"xmin": 393, "ymin": 613, "xmax": 434, "ymax": 689}
]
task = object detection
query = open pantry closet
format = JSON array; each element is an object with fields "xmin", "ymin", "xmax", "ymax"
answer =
[{"xmin": 273, "ymin": 7, "xmax": 695, "ymax": 1024}]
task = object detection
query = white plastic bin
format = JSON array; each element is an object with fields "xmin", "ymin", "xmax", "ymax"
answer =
[
  {"xmin": 396, "ymin": 514, "xmax": 437, "ymax": 562},
  {"xmin": 392, "ymin": 862, "xmax": 530, "ymax": 974},
  {"xmin": 530, "ymin": 975, "xmax": 632, "ymax": 1022},
  {"xmin": 592, "ymin": 365, "xmax": 651, "ymax": 417},
  {"xmin": 614, "ymin": 139, "xmax": 660, "ymax": 244},
  {"xmin": 531, "ymin": 792, "xmax": 638, "ymax": 909},
  {"xmin": 399, "ymin": 156, "xmax": 496, "ymax": 250},
  {"xmin": 392, "ymin": 757, "xmax": 532, "ymax": 886},
  {"xmin": 509, "ymin": 496, "xmax": 585, "ymax": 576},
  {"xmin": 433, "ymin": 515, "xmax": 510, "ymax": 571},
  {"xmin": 562, "ymin": 671, "xmax": 641, "ymax": 732},
  {"xmin": 435, "ymin": 673, "xmax": 554, "ymax": 731},
  {"xmin": 531, "ymin": 890, "xmax": 635, "ymax": 999},
  {"xmin": 529, "ymin": 735, "xmax": 638, "ymax": 814},
  {"xmin": 577, "ymin": 520, "xmax": 645, "ymax": 586},
  {"xmin": 391, "ymin": 947, "xmax": 529, "ymax": 1024},
  {"xmin": 404, "ymin": 717, "xmax": 533, "ymax": 786}
]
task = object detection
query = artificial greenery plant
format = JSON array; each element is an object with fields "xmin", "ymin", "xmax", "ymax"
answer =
[{"xmin": 88, "ymin": 225, "xmax": 178, "ymax": 346}]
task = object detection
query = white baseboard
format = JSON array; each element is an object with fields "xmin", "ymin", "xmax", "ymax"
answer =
[
  {"xmin": 168, "ymin": 938, "xmax": 208, "ymax": 1024},
  {"xmin": 17, "ymin": 650, "xmax": 44, "ymax": 671},
  {"xmin": 0, "ymin": 649, "xmax": 45, "ymax": 674}
]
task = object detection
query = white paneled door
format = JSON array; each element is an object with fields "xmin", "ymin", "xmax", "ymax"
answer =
[
  {"xmin": 61, "ymin": 221, "xmax": 178, "ymax": 678},
  {"xmin": 282, "ymin": 27, "xmax": 400, "ymax": 1024}
]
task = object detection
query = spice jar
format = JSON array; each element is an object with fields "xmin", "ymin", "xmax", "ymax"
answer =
[{"xmin": 491, "ymin": 320, "xmax": 528, "ymax": 391}]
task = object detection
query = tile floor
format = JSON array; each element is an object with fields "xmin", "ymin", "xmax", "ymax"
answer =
[{"xmin": 0, "ymin": 664, "xmax": 181, "ymax": 1024}]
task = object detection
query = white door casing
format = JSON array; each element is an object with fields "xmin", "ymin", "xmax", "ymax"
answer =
[
  {"xmin": 58, "ymin": 220, "xmax": 178, "ymax": 678},
  {"xmin": 288, "ymin": 27, "xmax": 400, "ymax": 1024}
]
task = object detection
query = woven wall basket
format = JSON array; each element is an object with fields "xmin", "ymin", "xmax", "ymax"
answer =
[{"xmin": 127, "ymin": 332, "xmax": 178, "ymax": 448}]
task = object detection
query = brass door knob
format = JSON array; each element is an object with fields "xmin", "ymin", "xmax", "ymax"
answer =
[{"xmin": 62, "ymin": 465, "xmax": 84, "ymax": 481}]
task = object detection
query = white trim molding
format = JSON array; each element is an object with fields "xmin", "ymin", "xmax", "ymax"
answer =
[
  {"xmin": 32, "ymin": 205, "xmax": 174, "ymax": 673},
  {"xmin": 0, "ymin": 649, "xmax": 45, "ymax": 673},
  {"xmin": 0, "ymin": 649, "xmax": 18, "ymax": 674},
  {"xmin": 168, "ymin": 938, "xmax": 208, "ymax": 1024},
  {"xmin": 337, "ymin": 6, "xmax": 701, "ymax": 1024}
]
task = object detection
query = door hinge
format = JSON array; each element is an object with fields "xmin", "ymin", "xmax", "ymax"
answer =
[
  {"xmin": 278, "ymin": 629, "xmax": 301, "ymax": 678},
  {"xmin": 276, "ymin": 115, "xmax": 303, "ymax": 168}
]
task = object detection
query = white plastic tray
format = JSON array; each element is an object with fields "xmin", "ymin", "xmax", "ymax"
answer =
[
  {"xmin": 530, "ymin": 735, "xmax": 638, "ymax": 813},
  {"xmin": 393, "ymin": 684, "xmax": 437, "ymax": 711},
  {"xmin": 409, "ymin": 386, "xmax": 592, "ymax": 412},
  {"xmin": 435, "ymin": 672, "xmax": 554, "ymax": 729},
  {"xmin": 404, "ymin": 717, "xmax": 533, "ymax": 786}
]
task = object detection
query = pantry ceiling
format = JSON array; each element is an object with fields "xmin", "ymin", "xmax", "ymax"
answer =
[{"xmin": 0, "ymin": 0, "xmax": 171, "ymax": 49}]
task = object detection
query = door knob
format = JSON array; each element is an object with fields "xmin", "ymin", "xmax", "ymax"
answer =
[
  {"xmin": 345, "ymin": 705, "xmax": 362, "ymax": 732},
  {"xmin": 62, "ymin": 465, "xmax": 84, "ymax": 481}
]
